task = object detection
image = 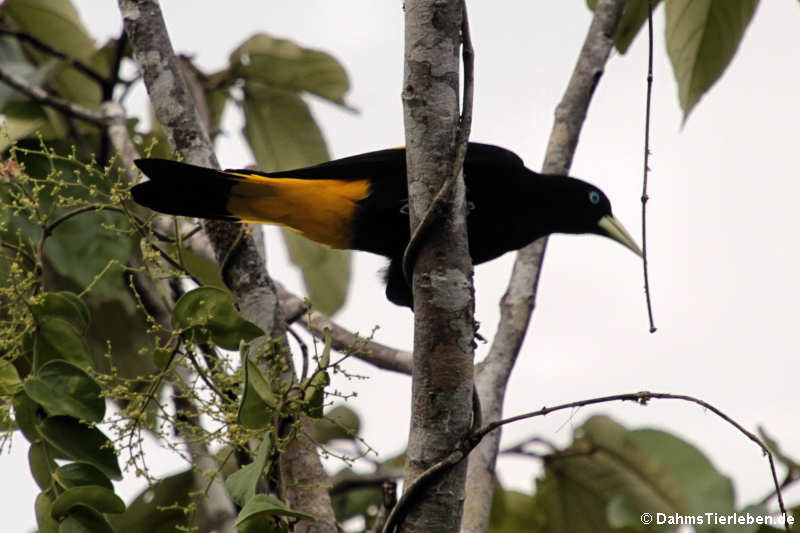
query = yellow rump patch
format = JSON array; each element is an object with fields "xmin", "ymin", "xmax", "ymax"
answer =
[{"xmin": 225, "ymin": 172, "xmax": 371, "ymax": 249}]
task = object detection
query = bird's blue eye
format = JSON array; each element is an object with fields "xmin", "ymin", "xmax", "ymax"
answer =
[{"xmin": 588, "ymin": 190, "xmax": 600, "ymax": 204}]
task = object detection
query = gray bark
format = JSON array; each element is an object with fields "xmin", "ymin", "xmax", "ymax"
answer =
[{"xmin": 399, "ymin": 1, "xmax": 475, "ymax": 532}]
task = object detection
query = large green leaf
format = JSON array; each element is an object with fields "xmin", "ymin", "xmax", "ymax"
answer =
[
  {"xmin": 283, "ymin": 230, "xmax": 350, "ymax": 315},
  {"xmin": 43, "ymin": 209, "xmax": 132, "ymax": 299},
  {"xmin": 3, "ymin": 0, "xmax": 95, "ymax": 59},
  {"xmin": 34, "ymin": 316, "xmax": 92, "ymax": 370},
  {"xmin": 231, "ymin": 34, "xmax": 351, "ymax": 106},
  {"xmin": 173, "ymin": 287, "xmax": 264, "ymax": 350},
  {"xmin": 24, "ymin": 360, "xmax": 105, "ymax": 421},
  {"xmin": 39, "ymin": 415, "xmax": 122, "ymax": 480},
  {"xmin": 3, "ymin": 0, "xmax": 102, "ymax": 110},
  {"xmin": 242, "ymin": 82, "xmax": 351, "ymax": 315},
  {"xmin": 242, "ymin": 83, "xmax": 329, "ymax": 171},
  {"xmin": 31, "ymin": 291, "xmax": 90, "ymax": 333},
  {"xmin": 665, "ymin": 0, "xmax": 759, "ymax": 120},
  {"xmin": 54, "ymin": 462, "xmax": 113, "ymax": 491},
  {"xmin": 531, "ymin": 416, "xmax": 688, "ymax": 533},
  {"xmin": 628, "ymin": 428, "xmax": 734, "ymax": 531}
]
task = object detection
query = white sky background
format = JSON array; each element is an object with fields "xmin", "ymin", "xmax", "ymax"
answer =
[{"xmin": 4, "ymin": 1, "xmax": 800, "ymax": 530}]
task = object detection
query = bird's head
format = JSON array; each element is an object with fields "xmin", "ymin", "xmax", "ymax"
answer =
[{"xmin": 543, "ymin": 176, "xmax": 642, "ymax": 257}]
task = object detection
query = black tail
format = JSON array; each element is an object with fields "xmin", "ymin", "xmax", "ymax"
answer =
[{"xmin": 131, "ymin": 159, "xmax": 238, "ymax": 221}]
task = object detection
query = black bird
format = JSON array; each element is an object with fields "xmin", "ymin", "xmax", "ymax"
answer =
[{"xmin": 131, "ymin": 143, "xmax": 641, "ymax": 307}]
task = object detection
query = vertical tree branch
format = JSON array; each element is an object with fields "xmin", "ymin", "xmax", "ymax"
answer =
[
  {"xmin": 461, "ymin": 2, "xmax": 628, "ymax": 531},
  {"xmin": 117, "ymin": 2, "xmax": 337, "ymax": 530},
  {"xmin": 400, "ymin": 0, "xmax": 475, "ymax": 531}
]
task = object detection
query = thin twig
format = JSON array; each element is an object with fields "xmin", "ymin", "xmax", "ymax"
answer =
[
  {"xmin": 473, "ymin": 392, "xmax": 790, "ymax": 531},
  {"xmin": 389, "ymin": 390, "xmax": 792, "ymax": 533},
  {"xmin": 274, "ymin": 283, "xmax": 413, "ymax": 375},
  {"xmin": 641, "ymin": 0, "xmax": 657, "ymax": 333},
  {"xmin": 0, "ymin": 64, "xmax": 108, "ymax": 125}
]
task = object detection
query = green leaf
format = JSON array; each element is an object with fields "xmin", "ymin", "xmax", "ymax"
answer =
[
  {"xmin": 31, "ymin": 291, "xmax": 90, "ymax": 333},
  {"xmin": 226, "ymin": 433, "xmax": 272, "ymax": 507},
  {"xmin": 0, "ymin": 359, "xmax": 22, "ymax": 395},
  {"xmin": 152, "ymin": 347, "xmax": 174, "ymax": 371},
  {"xmin": 230, "ymin": 34, "xmax": 351, "ymax": 106},
  {"xmin": 531, "ymin": 415, "xmax": 688, "ymax": 533},
  {"xmin": 489, "ymin": 485, "xmax": 545, "ymax": 533},
  {"xmin": 3, "ymin": 0, "xmax": 96, "ymax": 60},
  {"xmin": 309, "ymin": 404, "xmax": 361, "ymax": 444},
  {"xmin": 35, "ymin": 492, "xmax": 60, "ymax": 533},
  {"xmin": 43, "ymin": 209, "xmax": 133, "ymax": 299},
  {"xmin": 283, "ymin": 230, "xmax": 350, "ymax": 315},
  {"xmin": 51, "ymin": 485, "xmax": 125, "ymax": 519},
  {"xmin": 25, "ymin": 360, "xmax": 105, "ymax": 421},
  {"xmin": 3, "ymin": 0, "xmax": 102, "ymax": 111},
  {"xmin": 242, "ymin": 82, "xmax": 330, "ymax": 171},
  {"xmin": 0, "ymin": 46, "xmax": 60, "ymax": 111},
  {"xmin": 179, "ymin": 245, "xmax": 227, "ymax": 290},
  {"xmin": 39, "ymin": 416, "xmax": 122, "ymax": 480},
  {"xmin": 585, "ymin": 0, "xmax": 664, "ymax": 54},
  {"xmin": 629, "ymin": 428, "xmax": 734, "ymax": 529},
  {"xmin": 54, "ymin": 462, "xmax": 113, "ymax": 490},
  {"xmin": 83, "ymin": 294, "xmax": 157, "ymax": 379},
  {"xmin": 0, "ymin": 100, "xmax": 58, "ymax": 151},
  {"xmin": 330, "ymin": 471, "xmax": 382, "ymax": 523},
  {"xmin": 238, "ymin": 355, "xmax": 276, "ymax": 430},
  {"xmin": 29, "ymin": 441, "xmax": 56, "ymax": 490},
  {"xmin": 302, "ymin": 329, "xmax": 331, "ymax": 418},
  {"xmin": 13, "ymin": 390, "xmax": 42, "ymax": 442},
  {"xmin": 109, "ymin": 468, "xmax": 196, "ymax": 533},
  {"xmin": 34, "ymin": 316, "xmax": 92, "ymax": 370},
  {"xmin": 236, "ymin": 494, "xmax": 315, "ymax": 528},
  {"xmin": 665, "ymin": 0, "xmax": 759, "ymax": 121},
  {"xmin": 173, "ymin": 287, "xmax": 264, "ymax": 350},
  {"xmin": 58, "ymin": 505, "xmax": 115, "ymax": 533}
]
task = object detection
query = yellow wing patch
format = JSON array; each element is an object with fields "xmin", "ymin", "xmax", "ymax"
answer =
[{"xmin": 225, "ymin": 172, "xmax": 371, "ymax": 249}]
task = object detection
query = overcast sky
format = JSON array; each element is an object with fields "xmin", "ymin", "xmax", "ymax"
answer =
[{"xmin": 5, "ymin": 1, "xmax": 800, "ymax": 530}]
